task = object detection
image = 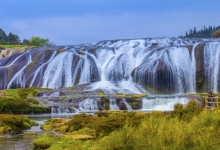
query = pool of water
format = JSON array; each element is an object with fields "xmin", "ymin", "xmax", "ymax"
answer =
[{"xmin": 0, "ymin": 113, "xmax": 78, "ymax": 150}]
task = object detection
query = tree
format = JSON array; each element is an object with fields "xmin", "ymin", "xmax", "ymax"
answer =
[
  {"xmin": 22, "ymin": 39, "xmax": 31, "ymax": 45},
  {"xmin": 7, "ymin": 32, "xmax": 20, "ymax": 44},
  {"xmin": 212, "ymin": 29, "xmax": 220, "ymax": 38},
  {"xmin": 0, "ymin": 28, "xmax": 7, "ymax": 43},
  {"xmin": 30, "ymin": 36, "xmax": 49, "ymax": 46}
]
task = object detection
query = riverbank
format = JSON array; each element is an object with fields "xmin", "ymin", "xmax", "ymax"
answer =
[
  {"xmin": 32, "ymin": 100, "xmax": 220, "ymax": 149},
  {"xmin": 0, "ymin": 114, "xmax": 38, "ymax": 134}
]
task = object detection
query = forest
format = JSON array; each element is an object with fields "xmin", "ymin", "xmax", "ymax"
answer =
[
  {"xmin": 0, "ymin": 28, "xmax": 50, "ymax": 46},
  {"xmin": 181, "ymin": 25, "xmax": 220, "ymax": 38}
]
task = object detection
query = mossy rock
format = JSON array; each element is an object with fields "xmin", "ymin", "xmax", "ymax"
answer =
[
  {"xmin": 23, "ymin": 132, "xmax": 37, "ymax": 135},
  {"xmin": 0, "ymin": 114, "xmax": 37, "ymax": 134},
  {"xmin": 98, "ymin": 91, "xmax": 106, "ymax": 97},
  {"xmin": 33, "ymin": 135, "xmax": 53, "ymax": 149}
]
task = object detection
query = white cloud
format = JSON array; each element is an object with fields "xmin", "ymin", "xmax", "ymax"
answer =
[{"xmin": 1, "ymin": 11, "xmax": 220, "ymax": 45}]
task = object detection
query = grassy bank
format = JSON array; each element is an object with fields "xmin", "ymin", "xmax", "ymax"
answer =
[
  {"xmin": 0, "ymin": 88, "xmax": 49, "ymax": 114},
  {"xmin": 0, "ymin": 114, "xmax": 37, "ymax": 134},
  {"xmin": 33, "ymin": 100, "xmax": 220, "ymax": 149}
]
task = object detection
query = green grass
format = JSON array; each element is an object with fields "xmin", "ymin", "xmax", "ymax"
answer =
[
  {"xmin": 0, "ymin": 88, "xmax": 50, "ymax": 114},
  {"xmin": 0, "ymin": 44, "xmax": 36, "ymax": 49},
  {"xmin": 0, "ymin": 114, "xmax": 37, "ymax": 134},
  {"xmin": 34, "ymin": 100, "xmax": 220, "ymax": 149}
]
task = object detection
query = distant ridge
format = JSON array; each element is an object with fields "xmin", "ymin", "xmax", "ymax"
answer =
[{"xmin": 180, "ymin": 26, "xmax": 220, "ymax": 38}]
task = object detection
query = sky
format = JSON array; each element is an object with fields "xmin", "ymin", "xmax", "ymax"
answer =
[{"xmin": 1, "ymin": 0, "xmax": 220, "ymax": 45}]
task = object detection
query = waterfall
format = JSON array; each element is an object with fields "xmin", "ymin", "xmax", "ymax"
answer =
[
  {"xmin": 120, "ymin": 98, "xmax": 132, "ymax": 110},
  {"xmin": 191, "ymin": 43, "xmax": 200, "ymax": 93},
  {"xmin": 1, "ymin": 38, "xmax": 220, "ymax": 95},
  {"xmin": 29, "ymin": 50, "xmax": 57, "ymax": 87},
  {"xmin": 204, "ymin": 42, "xmax": 220, "ymax": 92},
  {"xmin": 133, "ymin": 46, "xmax": 194, "ymax": 94},
  {"xmin": 51, "ymin": 105, "xmax": 70, "ymax": 113},
  {"xmin": 7, "ymin": 54, "xmax": 32, "ymax": 88},
  {"xmin": 142, "ymin": 97, "xmax": 189, "ymax": 110},
  {"xmin": 109, "ymin": 99, "xmax": 119, "ymax": 110},
  {"xmin": 78, "ymin": 99, "xmax": 99, "ymax": 111}
]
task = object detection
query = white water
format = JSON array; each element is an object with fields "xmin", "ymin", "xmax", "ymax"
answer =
[
  {"xmin": 1, "ymin": 38, "xmax": 220, "ymax": 94},
  {"xmin": 52, "ymin": 105, "xmax": 70, "ymax": 114},
  {"xmin": 109, "ymin": 99, "xmax": 119, "ymax": 110},
  {"xmin": 142, "ymin": 97, "xmax": 189, "ymax": 111},
  {"xmin": 120, "ymin": 98, "xmax": 132, "ymax": 110},
  {"xmin": 78, "ymin": 98, "xmax": 99, "ymax": 111},
  {"xmin": 7, "ymin": 54, "xmax": 32, "ymax": 88},
  {"xmin": 204, "ymin": 42, "xmax": 220, "ymax": 92},
  {"xmin": 1, "ymin": 38, "xmax": 220, "ymax": 112},
  {"xmin": 30, "ymin": 50, "xmax": 57, "ymax": 87}
]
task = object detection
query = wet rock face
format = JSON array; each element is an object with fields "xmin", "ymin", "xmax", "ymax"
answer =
[
  {"xmin": 0, "ymin": 38, "xmax": 220, "ymax": 94},
  {"xmin": 34, "ymin": 87, "xmax": 145, "ymax": 112},
  {"xmin": 194, "ymin": 43, "xmax": 206, "ymax": 92}
]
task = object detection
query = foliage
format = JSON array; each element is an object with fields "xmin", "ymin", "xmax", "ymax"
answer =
[
  {"xmin": 181, "ymin": 25, "xmax": 220, "ymax": 38},
  {"xmin": 36, "ymin": 107, "xmax": 220, "ymax": 150},
  {"xmin": 96, "ymin": 110, "xmax": 220, "ymax": 150},
  {"xmin": 174, "ymin": 99, "xmax": 201, "ymax": 121},
  {"xmin": 0, "ymin": 44, "xmax": 33, "ymax": 48},
  {"xmin": 0, "ymin": 28, "xmax": 20, "ymax": 44},
  {"xmin": 0, "ymin": 28, "xmax": 51, "ymax": 46},
  {"xmin": 212, "ymin": 29, "xmax": 220, "ymax": 38},
  {"xmin": 0, "ymin": 28, "xmax": 7, "ymax": 43},
  {"xmin": 0, "ymin": 88, "xmax": 49, "ymax": 114},
  {"xmin": 33, "ymin": 134, "xmax": 53, "ymax": 149},
  {"xmin": 0, "ymin": 114, "xmax": 37, "ymax": 134},
  {"xmin": 7, "ymin": 32, "xmax": 20, "ymax": 44},
  {"xmin": 30, "ymin": 36, "xmax": 49, "ymax": 46}
]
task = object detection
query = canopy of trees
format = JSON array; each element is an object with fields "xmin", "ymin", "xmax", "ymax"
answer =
[
  {"xmin": 30, "ymin": 36, "xmax": 49, "ymax": 46},
  {"xmin": 0, "ymin": 29, "xmax": 20, "ymax": 44},
  {"xmin": 181, "ymin": 26, "xmax": 220, "ymax": 38},
  {"xmin": 0, "ymin": 28, "xmax": 51, "ymax": 46}
]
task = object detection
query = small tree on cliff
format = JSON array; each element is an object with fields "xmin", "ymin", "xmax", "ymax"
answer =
[
  {"xmin": 212, "ymin": 29, "xmax": 220, "ymax": 38},
  {"xmin": 30, "ymin": 36, "xmax": 50, "ymax": 46}
]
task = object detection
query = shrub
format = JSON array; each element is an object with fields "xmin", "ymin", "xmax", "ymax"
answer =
[
  {"xmin": 0, "ymin": 114, "xmax": 37, "ymax": 133},
  {"xmin": 33, "ymin": 135, "xmax": 53, "ymax": 149},
  {"xmin": 212, "ymin": 29, "xmax": 220, "ymax": 38},
  {"xmin": 182, "ymin": 99, "xmax": 201, "ymax": 121}
]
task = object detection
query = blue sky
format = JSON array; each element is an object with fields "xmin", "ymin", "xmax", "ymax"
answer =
[{"xmin": 1, "ymin": 0, "xmax": 220, "ymax": 45}]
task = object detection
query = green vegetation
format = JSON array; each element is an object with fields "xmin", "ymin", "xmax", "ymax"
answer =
[
  {"xmin": 33, "ymin": 100, "xmax": 220, "ymax": 149},
  {"xmin": 212, "ymin": 29, "xmax": 220, "ymax": 38},
  {"xmin": 0, "ymin": 88, "xmax": 49, "ymax": 114},
  {"xmin": 0, "ymin": 114, "xmax": 37, "ymax": 134},
  {"xmin": 0, "ymin": 28, "xmax": 51, "ymax": 46},
  {"xmin": 181, "ymin": 25, "xmax": 220, "ymax": 38},
  {"xmin": 0, "ymin": 44, "xmax": 35, "ymax": 49},
  {"xmin": 30, "ymin": 36, "xmax": 50, "ymax": 46},
  {"xmin": 0, "ymin": 28, "xmax": 20, "ymax": 44}
]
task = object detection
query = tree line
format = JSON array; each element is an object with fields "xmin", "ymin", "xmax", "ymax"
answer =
[
  {"xmin": 0, "ymin": 28, "xmax": 50, "ymax": 46},
  {"xmin": 180, "ymin": 26, "xmax": 220, "ymax": 38}
]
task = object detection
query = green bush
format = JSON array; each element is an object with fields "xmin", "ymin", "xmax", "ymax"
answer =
[
  {"xmin": 212, "ymin": 29, "xmax": 220, "ymax": 38},
  {"xmin": 0, "ymin": 88, "xmax": 49, "ymax": 114},
  {"xmin": 182, "ymin": 99, "xmax": 201, "ymax": 121},
  {"xmin": 0, "ymin": 114, "xmax": 37, "ymax": 134},
  {"xmin": 26, "ymin": 98, "xmax": 39, "ymax": 104},
  {"xmin": 33, "ymin": 135, "xmax": 53, "ymax": 149}
]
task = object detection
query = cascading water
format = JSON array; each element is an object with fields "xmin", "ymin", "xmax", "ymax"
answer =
[
  {"xmin": 78, "ymin": 98, "xmax": 99, "ymax": 111},
  {"xmin": 120, "ymin": 98, "xmax": 132, "ymax": 110},
  {"xmin": 1, "ymin": 38, "xmax": 220, "ymax": 111},
  {"xmin": 204, "ymin": 42, "xmax": 220, "ymax": 92},
  {"xmin": 109, "ymin": 99, "xmax": 119, "ymax": 110},
  {"xmin": 142, "ymin": 97, "xmax": 189, "ymax": 111}
]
